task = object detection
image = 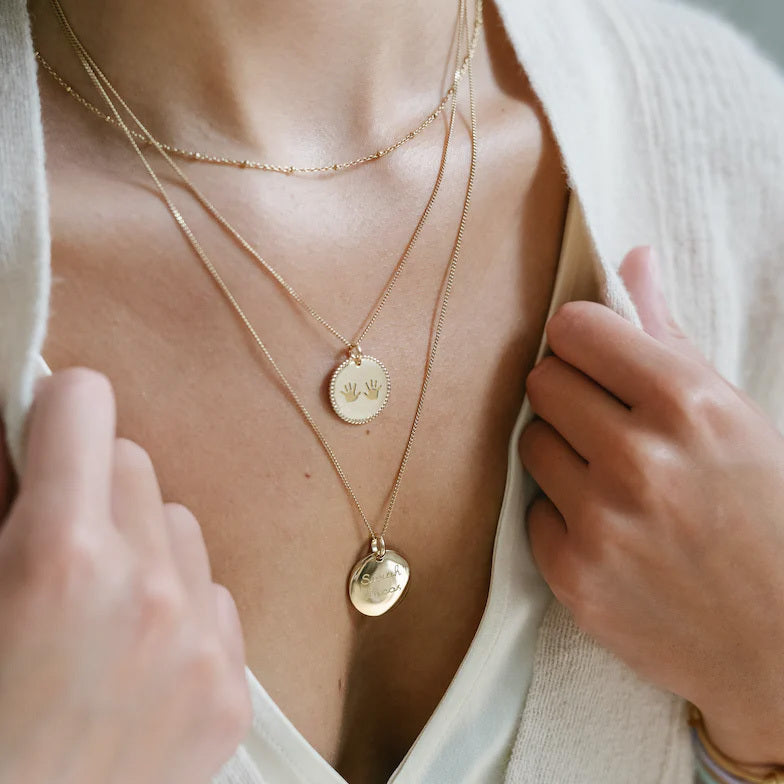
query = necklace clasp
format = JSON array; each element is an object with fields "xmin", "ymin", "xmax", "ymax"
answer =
[{"xmin": 348, "ymin": 344, "xmax": 363, "ymax": 366}]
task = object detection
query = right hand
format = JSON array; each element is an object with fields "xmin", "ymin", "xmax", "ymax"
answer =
[{"xmin": 0, "ymin": 368, "xmax": 252, "ymax": 784}]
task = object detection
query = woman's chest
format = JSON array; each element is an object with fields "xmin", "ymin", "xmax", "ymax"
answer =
[{"xmin": 41, "ymin": 116, "xmax": 567, "ymax": 780}]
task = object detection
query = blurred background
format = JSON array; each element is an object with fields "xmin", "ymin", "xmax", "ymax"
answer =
[{"xmin": 691, "ymin": 0, "xmax": 784, "ymax": 67}]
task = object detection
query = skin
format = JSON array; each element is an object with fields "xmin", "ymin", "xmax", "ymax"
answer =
[
  {"xmin": 0, "ymin": 369, "xmax": 251, "ymax": 784},
  {"xmin": 6, "ymin": 0, "xmax": 781, "ymax": 781},
  {"xmin": 26, "ymin": 0, "xmax": 569, "ymax": 780},
  {"xmin": 521, "ymin": 247, "xmax": 784, "ymax": 772}
]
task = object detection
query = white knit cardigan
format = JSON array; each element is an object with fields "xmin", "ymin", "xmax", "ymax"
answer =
[{"xmin": 2, "ymin": 0, "xmax": 784, "ymax": 782}]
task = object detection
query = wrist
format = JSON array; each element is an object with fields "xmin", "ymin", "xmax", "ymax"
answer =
[{"xmin": 689, "ymin": 703, "xmax": 784, "ymax": 780}]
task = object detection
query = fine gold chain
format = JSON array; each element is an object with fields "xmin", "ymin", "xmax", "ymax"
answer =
[
  {"xmin": 35, "ymin": 3, "xmax": 482, "ymax": 175},
  {"xmin": 39, "ymin": 1, "xmax": 483, "ymax": 358},
  {"xmin": 49, "ymin": 0, "xmax": 479, "ymax": 543}
]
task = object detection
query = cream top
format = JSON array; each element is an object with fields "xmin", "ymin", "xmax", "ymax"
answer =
[{"xmin": 4, "ymin": 0, "xmax": 784, "ymax": 780}]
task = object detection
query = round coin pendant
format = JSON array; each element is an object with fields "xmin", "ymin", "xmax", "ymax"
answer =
[
  {"xmin": 348, "ymin": 548, "xmax": 410, "ymax": 616},
  {"xmin": 329, "ymin": 353, "xmax": 390, "ymax": 424}
]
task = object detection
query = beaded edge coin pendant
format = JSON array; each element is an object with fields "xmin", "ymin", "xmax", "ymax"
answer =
[
  {"xmin": 348, "ymin": 537, "xmax": 411, "ymax": 616},
  {"xmin": 329, "ymin": 345, "xmax": 391, "ymax": 424}
]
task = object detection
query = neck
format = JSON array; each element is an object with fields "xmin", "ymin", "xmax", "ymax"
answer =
[{"xmin": 31, "ymin": 0, "xmax": 470, "ymax": 162}]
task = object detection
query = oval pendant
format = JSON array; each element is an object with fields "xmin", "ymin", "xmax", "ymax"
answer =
[
  {"xmin": 348, "ymin": 548, "xmax": 410, "ymax": 616},
  {"xmin": 329, "ymin": 353, "xmax": 390, "ymax": 425}
]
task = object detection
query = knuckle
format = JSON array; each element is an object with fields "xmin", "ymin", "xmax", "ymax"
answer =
[
  {"xmin": 656, "ymin": 373, "xmax": 725, "ymax": 424},
  {"xmin": 690, "ymin": 382, "xmax": 733, "ymax": 429},
  {"xmin": 610, "ymin": 429, "xmax": 649, "ymax": 480},
  {"xmin": 607, "ymin": 430, "xmax": 668, "ymax": 508},
  {"xmin": 134, "ymin": 571, "xmax": 184, "ymax": 635},
  {"xmin": 35, "ymin": 526, "xmax": 102, "ymax": 594},
  {"xmin": 183, "ymin": 638, "xmax": 229, "ymax": 696}
]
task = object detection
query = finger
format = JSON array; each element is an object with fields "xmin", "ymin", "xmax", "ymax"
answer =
[
  {"xmin": 21, "ymin": 368, "xmax": 115, "ymax": 524},
  {"xmin": 518, "ymin": 417, "xmax": 588, "ymax": 521},
  {"xmin": 545, "ymin": 300, "xmax": 694, "ymax": 409},
  {"xmin": 618, "ymin": 247, "xmax": 708, "ymax": 365},
  {"xmin": 213, "ymin": 583, "xmax": 246, "ymax": 675},
  {"xmin": 111, "ymin": 438, "xmax": 170, "ymax": 559},
  {"xmin": 526, "ymin": 494, "xmax": 573, "ymax": 598},
  {"xmin": 525, "ymin": 355, "xmax": 632, "ymax": 463},
  {"xmin": 163, "ymin": 502, "xmax": 212, "ymax": 604}
]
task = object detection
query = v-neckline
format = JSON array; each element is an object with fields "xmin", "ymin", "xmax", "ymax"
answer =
[
  {"xmin": 8, "ymin": 0, "xmax": 650, "ymax": 780},
  {"xmin": 208, "ymin": 194, "xmax": 609, "ymax": 784},
  {"xmin": 31, "ymin": 190, "xmax": 595, "ymax": 784}
]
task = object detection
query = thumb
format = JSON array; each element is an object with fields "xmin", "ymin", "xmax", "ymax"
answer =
[{"xmin": 619, "ymin": 246, "xmax": 705, "ymax": 363}]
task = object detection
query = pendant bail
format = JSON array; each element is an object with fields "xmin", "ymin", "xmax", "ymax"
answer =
[
  {"xmin": 370, "ymin": 535, "xmax": 386, "ymax": 560},
  {"xmin": 348, "ymin": 343, "xmax": 363, "ymax": 366}
]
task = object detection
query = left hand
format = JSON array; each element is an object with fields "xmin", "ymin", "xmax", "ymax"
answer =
[{"xmin": 519, "ymin": 246, "xmax": 784, "ymax": 767}]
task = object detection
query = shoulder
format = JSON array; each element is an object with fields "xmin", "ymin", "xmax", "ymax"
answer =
[
  {"xmin": 599, "ymin": 0, "xmax": 784, "ymax": 185},
  {"xmin": 598, "ymin": 0, "xmax": 784, "ymax": 257},
  {"xmin": 500, "ymin": 0, "xmax": 784, "ymax": 421},
  {"xmin": 499, "ymin": 0, "xmax": 784, "ymax": 262},
  {"xmin": 581, "ymin": 0, "xmax": 784, "ymax": 221},
  {"xmin": 594, "ymin": 0, "xmax": 784, "ymax": 204},
  {"xmin": 603, "ymin": 0, "xmax": 784, "ymax": 429},
  {"xmin": 603, "ymin": 1, "xmax": 784, "ymax": 286}
]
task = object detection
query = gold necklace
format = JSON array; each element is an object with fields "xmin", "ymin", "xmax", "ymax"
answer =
[
  {"xmin": 35, "ymin": 6, "xmax": 482, "ymax": 176},
  {"xmin": 39, "ymin": 0, "xmax": 483, "ymax": 428},
  {"xmin": 50, "ymin": 0, "xmax": 478, "ymax": 616}
]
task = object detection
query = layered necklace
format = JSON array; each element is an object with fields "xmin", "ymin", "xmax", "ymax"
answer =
[
  {"xmin": 38, "ymin": 3, "xmax": 482, "ymax": 427},
  {"xmin": 42, "ymin": 0, "xmax": 480, "ymax": 615}
]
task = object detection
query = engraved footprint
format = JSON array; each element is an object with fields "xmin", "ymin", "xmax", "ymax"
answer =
[
  {"xmin": 341, "ymin": 382, "xmax": 361, "ymax": 402},
  {"xmin": 363, "ymin": 379, "xmax": 382, "ymax": 400}
]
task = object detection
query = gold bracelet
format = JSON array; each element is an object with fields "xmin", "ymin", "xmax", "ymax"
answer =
[{"xmin": 688, "ymin": 703, "xmax": 784, "ymax": 783}]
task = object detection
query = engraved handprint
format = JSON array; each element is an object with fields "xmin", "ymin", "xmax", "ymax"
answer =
[
  {"xmin": 364, "ymin": 379, "xmax": 382, "ymax": 400},
  {"xmin": 341, "ymin": 383, "xmax": 361, "ymax": 403}
]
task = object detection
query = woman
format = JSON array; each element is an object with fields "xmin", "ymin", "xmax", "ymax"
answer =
[{"xmin": 1, "ymin": 0, "xmax": 783, "ymax": 782}]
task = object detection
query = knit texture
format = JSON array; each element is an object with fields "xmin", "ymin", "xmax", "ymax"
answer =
[
  {"xmin": 0, "ymin": 2, "xmax": 51, "ymax": 474},
  {"xmin": 496, "ymin": 1, "xmax": 784, "ymax": 782},
  {"xmin": 2, "ymin": 0, "xmax": 784, "ymax": 782}
]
